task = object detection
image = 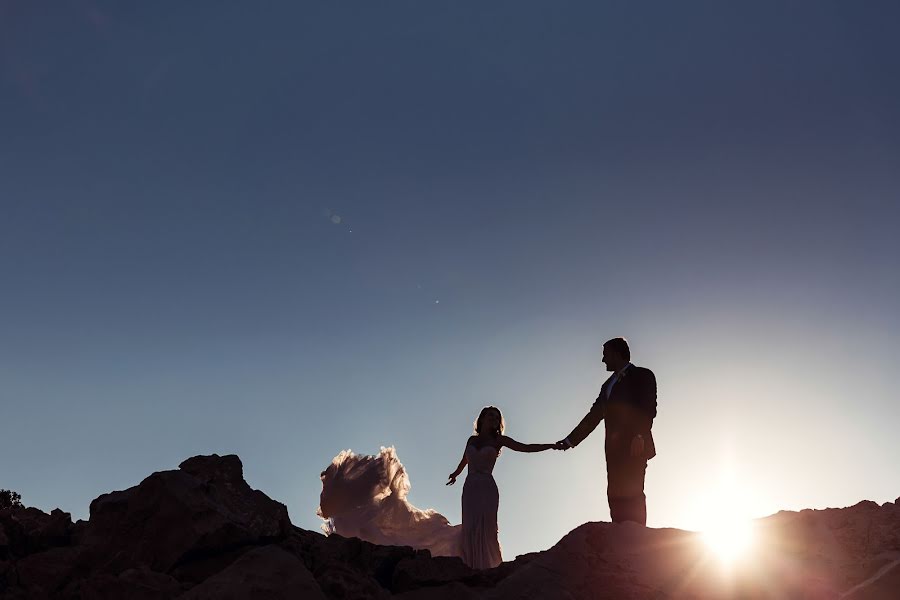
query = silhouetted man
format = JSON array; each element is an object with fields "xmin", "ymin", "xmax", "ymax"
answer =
[{"xmin": 557, "ymin": 338, "xmax": 657, "ymax": 525}]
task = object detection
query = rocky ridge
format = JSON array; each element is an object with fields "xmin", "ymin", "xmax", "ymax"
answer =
[{"xmin": 1, "ymin": 454, "xmax": 898, "ymax": 599}]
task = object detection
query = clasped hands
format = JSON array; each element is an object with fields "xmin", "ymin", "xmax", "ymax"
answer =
[{"xmin": 552, "ymin": 435, "xmax": 645, "ymax": 457}]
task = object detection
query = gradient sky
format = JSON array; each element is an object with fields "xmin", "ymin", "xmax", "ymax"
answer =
[{"xmin": 2, "ymin": 1, "xmax": 899, "ymax": 560}]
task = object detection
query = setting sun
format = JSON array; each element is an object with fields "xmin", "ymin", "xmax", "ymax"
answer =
[
  {"xmin": 692, "ymin": 472, "xmax": 760, "ymax": 564},
  {"xmin": 702, "ymin": 513, "xmax": 755, "ymax": 563}
]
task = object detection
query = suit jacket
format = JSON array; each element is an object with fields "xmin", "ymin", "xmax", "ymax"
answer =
[{"xmin": 566, "ymin": 365, "xmax": 657, "ymax": 460}]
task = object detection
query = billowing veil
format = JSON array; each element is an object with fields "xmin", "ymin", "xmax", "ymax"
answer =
[{"xmin": 318, "ymin": 447, "xmax": 461, "ymax": 558}]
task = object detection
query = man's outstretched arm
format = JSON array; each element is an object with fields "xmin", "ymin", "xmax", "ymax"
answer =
[{"xmin": 558, "ymin": 398, "xmax": 604, "ymax": 449}]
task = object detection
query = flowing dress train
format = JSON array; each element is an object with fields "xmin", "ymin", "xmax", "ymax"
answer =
[{"xmin": 317, "ymin": 447, "xmax": 462, "ymax": 558}]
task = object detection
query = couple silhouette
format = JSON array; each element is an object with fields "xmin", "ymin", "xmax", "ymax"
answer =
[
  {"xmin": 317, "ymin": 337, "xmax": 657, "ymax": 571},
  {"xmin": 445, "ymin": 337, "xmax": 657, "ymax": 569}
]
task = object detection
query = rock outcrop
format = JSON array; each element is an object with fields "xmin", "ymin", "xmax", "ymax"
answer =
[
  {"xmin": 82, "ymin": 453, "xmax": 291, "ymax": 574},
  {"xmin": 1, "ymin": 455, "xmax": 897, "ymax": 598}
]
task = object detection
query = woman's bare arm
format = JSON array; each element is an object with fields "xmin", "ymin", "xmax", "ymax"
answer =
[
  {"xmin": 499, "ymin": 435, "xmax": 554, "ymax": 453},
  {"xmin": 446, "ymin": 438, "xmax": 473, "ymax": 485}
]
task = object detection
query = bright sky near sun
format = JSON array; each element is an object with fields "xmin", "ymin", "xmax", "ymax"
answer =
[{"xmin": 2, "ymin": 2, "xmax": 899, "ymax": 560}]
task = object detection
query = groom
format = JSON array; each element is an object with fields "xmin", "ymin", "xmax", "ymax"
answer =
[{"xmin": 557, "ymin": 337, "xmax": 657, "ymax": 525}]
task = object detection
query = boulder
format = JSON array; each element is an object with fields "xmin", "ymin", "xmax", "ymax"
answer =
[
  {"xmin": 300, "ymin": 533, "xmax": 415, "ymax": 599},
  {"xmin": 14, "ymin": 546, "xmax": 82, "ymax": 597},
  {"xmin": 392, "ymin": 555, "xmax": 474, "ymax": 593},
  {"xmin": 487, "ymin": 522, "xmax": 687, "ymax": 599},
  {"xmin": 313, "ymin": 560, "xmax": 391, "ymax": 600},
  {"xmin": 0, "ymin": 506, "xmax": 73, "ymax": 558},
  {"xmin": 394, "ymin": 580, "xmax": 483, "ymax": 600},
  {"xmin": 167, "ymin": 544, "xmax": 254, "ymax": 586},
  {"xmin": 179, "ymin": 545, "xmax": 326, "ymax": 599},
  {"xmin": 76, "ymin": 567, "xmax": 183, "ymax": 600},
  {"xmin": 754, "ymin": 502, "xmax": 900, "ymax": 598},
  {"xmin": 0, "ymin": 559, "xmax": 12, "ymax": 592},
  {"xmin": 82, "ymin": 454, "xmax": 290, "ymax": 573},
  {"xmin": 843, "ymin": 558, "xmax": 900, "ymax": 599}
]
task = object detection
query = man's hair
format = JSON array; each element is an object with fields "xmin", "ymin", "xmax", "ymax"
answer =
[{"xmin": 604, "ymin": 337, "xmax": 631, "ymax": 361}]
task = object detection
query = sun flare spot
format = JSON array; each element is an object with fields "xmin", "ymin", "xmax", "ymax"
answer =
[
  {"xmin": 693, "ymin": 472, "xmax": 759, "ymax": 565},
  {"xmin": 702, "ymin": 513, "xmax": 755, "ymax": 563}
]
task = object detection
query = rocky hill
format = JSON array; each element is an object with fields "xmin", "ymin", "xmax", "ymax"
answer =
[{"xmin": 1, "ymin": 454, "xmax": 897, "ymax": 599}]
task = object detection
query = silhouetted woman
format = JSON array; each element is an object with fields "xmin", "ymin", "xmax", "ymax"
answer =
[{"xmin": 446, "ymin": 406, "xmax": 556, "ymax": 569}]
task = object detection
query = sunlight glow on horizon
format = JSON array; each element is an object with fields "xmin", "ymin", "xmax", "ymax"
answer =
[
  {"xmin": 690, "ymin": 465, "xmax": 762, "ymax": 565},
  {"xmin": 703, "ymin": 514, "xmax": 755, "ymax": 565}
]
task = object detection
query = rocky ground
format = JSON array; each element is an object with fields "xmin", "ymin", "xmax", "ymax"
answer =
[{"xmin": 1, "ymin": 454, "xmax": 898, "ymax": 599}]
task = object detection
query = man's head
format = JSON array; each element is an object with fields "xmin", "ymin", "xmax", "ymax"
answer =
[{"xmin": 602, "ymin": 337, "xmax": 630, "ymax": 372}]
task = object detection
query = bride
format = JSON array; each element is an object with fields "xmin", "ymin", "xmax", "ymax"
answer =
[
  {"xmin": 446, "ymin": 406, "xmax": 556, "ymax": 569},
  {"xmin": 317, "ymin": 406, "xmax": 556, "ymax": 570}
]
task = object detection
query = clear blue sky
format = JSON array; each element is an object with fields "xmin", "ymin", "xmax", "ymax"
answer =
[{"xmin": 2, "ymin": 1, "xmax": 898, "ymax": 560}]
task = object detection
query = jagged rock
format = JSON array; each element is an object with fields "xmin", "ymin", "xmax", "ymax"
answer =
[
  {"xmin": 392, "ymin": 555, "xmax": 474, "ymax": 593},
  {"xmin": 14, "ymin": 546, "xmax": 81, "ymax": 597},
  {"xmin": 42, "ymin": 509, "xmax": 74, "ymax": 543},
  {"xmin": 0, "ymin": 559, "xmax": 12, "ymax": 591},
  {"xmin": 394, "ymin": 581, "xmax": 482, "ymax": 599},
  {"xmin": 303, "ymin": 533, "xmax": 416, "ymax": 598},
  {"xmin": 0, "ymin": 455, "xmax": 897, "ymax": 599},
  {"xmin": 0, "ymin": 506, "xmax": 73, "ymax": 558},
  {"xmin": 167, "ymin": 544, "xmax": 255, "ymax": 586},
  {"xmin": 457, "ymin": 551, "xmax": 540, "ymax": 591},
  {"xmin": 74, "ymin": 566, "xmax": 184, "ymax": 600},
  {"xmin": 314, "ymin": 560, "xmax": 391, "ymax": 600},
  {"xmin": 321, "ymin": 535, "xmax": 417, "ymax": 586},
  {"xmin": 0, "ymin": 523, "xmax": 8, "ymax": 557},
  {"xmin": 754, "ymin": 501, "xmax": 900, "ymax": 598},
  {"xmin": 842, "ymin": 559, "xmax": 900, "ymax": 600},
  {"xmin": 82, "ymin": 454, "xmax": 290, "ymax": 573},
  {"xmin": 179, "ymin": 545, "xmax": 325, "ymax": 599},
  {"xmin": 486, "ymin": 522, "xmax": 691, "ymax": 599}
]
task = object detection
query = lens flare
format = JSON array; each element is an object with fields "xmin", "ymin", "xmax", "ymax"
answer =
[
  {"xmin": 694, "ymin": 472, "xmax": 759, "ymax": 565},
  {"xmin": 702, "ymin": 512, "xmax": 755, "ymax": 563}
]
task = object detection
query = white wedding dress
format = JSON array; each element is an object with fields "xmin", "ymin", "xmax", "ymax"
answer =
[
  {"xmin": 460, "ymin": 442, "xmax": 503, "ymax": 569},
  {"xmin": 318, "ymin": 445, "xmax": 503, "ymax": 569}
]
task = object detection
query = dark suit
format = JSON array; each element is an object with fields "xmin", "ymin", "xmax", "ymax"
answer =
[{"xmin": 566, "ymin": 364, "xmax": 657, "ymax": 525}]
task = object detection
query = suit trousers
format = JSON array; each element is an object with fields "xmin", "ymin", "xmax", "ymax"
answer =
[{"xmin": 606, "ymin": 455, "xmax": 647, "ymax": 525}]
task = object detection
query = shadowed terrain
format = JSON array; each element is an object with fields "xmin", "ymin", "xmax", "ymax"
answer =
[{"xmin": 1, "ymin": 454, "xmax": 897, "ymax": 599}]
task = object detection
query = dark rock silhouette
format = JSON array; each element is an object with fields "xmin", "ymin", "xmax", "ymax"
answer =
[
  {"xmin": 83, "ymin": 453, "xmax": 290, "ymax": 574},
  {"xmin": 0, "ymin": 454, "xmax": 897, "ymax": 598}
]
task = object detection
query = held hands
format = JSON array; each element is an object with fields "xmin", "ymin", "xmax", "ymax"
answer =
[{"xmin": 554, "ymin": 440, "xmax": 571, "ymax": 451}]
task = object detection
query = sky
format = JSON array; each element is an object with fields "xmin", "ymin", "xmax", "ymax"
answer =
[{"xmin": 1, "ymin": 1, "xmax": 899, "ymax": 560}]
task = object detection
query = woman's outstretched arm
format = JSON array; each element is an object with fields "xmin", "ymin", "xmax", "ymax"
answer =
[
  {"xmin": 446, "ymin": 438, "xmax": 472, "ymax": 485},
  {"xmin": 499, "ymin": 435, "xmax": 555, "ymax": 453}
]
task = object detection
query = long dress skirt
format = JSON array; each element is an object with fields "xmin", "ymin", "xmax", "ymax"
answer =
[{"xmin": 460, "ymin": 472, "xmax": 502, "ymax": 569}]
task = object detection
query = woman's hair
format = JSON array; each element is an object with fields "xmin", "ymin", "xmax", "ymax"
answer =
[{"xmin": 473, "ymin": 406, "xmax": 505, "ymax": 437}]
